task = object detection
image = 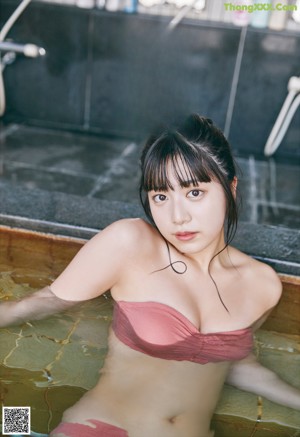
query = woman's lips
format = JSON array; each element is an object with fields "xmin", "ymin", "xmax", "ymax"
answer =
[{"xmin": 175, "ymin": 232, "xmax": 198, "ymax": 241}]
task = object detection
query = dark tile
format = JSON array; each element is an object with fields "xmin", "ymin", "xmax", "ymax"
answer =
[
  {"xmin": 2, "ymin": 164, "xmax": 95, "ymax": 196},
  {"xmin": 89, "ymin": 13, "xmax": 241, "ymax": 137},
  {"xmin": 237, "ymin": 157, "xmax": 300, "ymax": 229},
  {"xmin": 0, "ymin": 125, "xmax": 141, "ymax": 199},
  {"xmin": 1, "ymin": 1, "xmax": 89, "ymax": 127},
  {"xmin": 230, "ymin": 28, "xmax": 300, "ymax": 161},
  {"xmin": 0, "ymin": 180, "xmax": 144, "ymax": 230},
  {"xmin": 237, "ymin": 157, "xmax": 300, "ymax": 204},
  {"xmin": 1, "ymin": 125, "xmax": 134, "ymax": 174},
  {"xmin": 89, "ymin": 140, "xmax": 141, "ymax": 202},
  {"xmin": 92, "ymin": 169, "xmax": 140, "ymax": 203},
  {"xmin": 256, "ymin": 204, "xmax": 300, "ymax": 229},
  {"xmin": 1, "ymin": 124, "xmax": 299, "ymax": 229}
]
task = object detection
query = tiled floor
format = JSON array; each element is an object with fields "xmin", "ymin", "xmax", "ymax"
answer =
[
  {"xmin": 0, "ymin": 123, "xmax": 299, "ymax": 229},
  {"xmin": 0, "ymin": 124, "xmax": 141, "ymax": 201}
]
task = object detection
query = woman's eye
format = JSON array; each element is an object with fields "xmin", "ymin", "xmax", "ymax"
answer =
[
  {"xmin": 187, "ymin": 189, "xmax": 203, "ymax": 198},
  {"xmin": 153, "ymin": 194, "xmax": 167, "ymax": 203}
]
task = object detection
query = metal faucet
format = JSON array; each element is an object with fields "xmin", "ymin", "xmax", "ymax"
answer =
[
  {"xmin": 0, "ymin": 41, "xmax": 46, "ymax": 58},
  {"xmin": 0, "ymin": 0, "xmax": 45, "ymax": 116}
]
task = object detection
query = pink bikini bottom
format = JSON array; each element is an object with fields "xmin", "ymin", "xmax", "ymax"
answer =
[{"xmin": 50, "ymin": 419, "xmax": 128, "ymax": 436}]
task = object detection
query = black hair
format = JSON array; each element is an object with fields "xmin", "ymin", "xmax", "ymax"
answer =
[
  {"xmin": 139, "ymin": 114, "xmax": 239, "ymax": 312},
  {"xmin": 140, "ymin": 114, "xmax": 238, "ymax": 244}
]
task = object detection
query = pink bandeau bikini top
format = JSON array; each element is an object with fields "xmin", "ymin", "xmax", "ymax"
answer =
[{"xmin": 112, "ymin": 300, "xmax": 253, "ymax": 364}]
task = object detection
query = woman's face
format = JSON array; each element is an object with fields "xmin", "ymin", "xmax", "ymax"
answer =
[{"xmin": 148, "ymin": 160, "xmax": 228, "ymax": 259}]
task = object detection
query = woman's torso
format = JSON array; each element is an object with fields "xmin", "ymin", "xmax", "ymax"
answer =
[
  {"xmin": 62, "ymin": 331, "xmax": 230, "ymax": 437},
  {"xmin": 58, "ymin": 219, "xmax": 276, "ymax": 436}
]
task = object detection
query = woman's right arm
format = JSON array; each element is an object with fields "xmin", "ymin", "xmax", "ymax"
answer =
[
  {"xmin": 0, "ymin": 286, "xmax": 78, "ymax": 328},
  {"xmin": 0, "ymin": 219, "xmax": 142, "ymax": 328}
]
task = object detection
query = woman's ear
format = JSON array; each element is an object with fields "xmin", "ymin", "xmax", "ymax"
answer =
[{"xmin": 231, "ymin": 177, "xmax": 238, "ymax": 198}]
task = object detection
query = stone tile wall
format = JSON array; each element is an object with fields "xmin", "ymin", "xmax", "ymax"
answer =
[{"xmin": 1, "ymin": 0, "xmax": 299, "ymax": 160}]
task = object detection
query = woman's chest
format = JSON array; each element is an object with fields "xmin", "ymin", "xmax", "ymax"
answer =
[{"xmin": 115, "ymin": 265, "xmax": 255, "ymax": 334}]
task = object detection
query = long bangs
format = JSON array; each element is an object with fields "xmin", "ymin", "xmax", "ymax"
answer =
[{"xmin": 141, "ymin": 132, "xmax": 212, "ymax": 193}]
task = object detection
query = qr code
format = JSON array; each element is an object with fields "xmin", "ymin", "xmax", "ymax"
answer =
[{"xmin": 2, "ymin": 406, "xmax": 31, "ymax": 435}]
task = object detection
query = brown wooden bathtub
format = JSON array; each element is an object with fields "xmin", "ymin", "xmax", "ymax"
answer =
[{"xmin": 0, "ymin": 226, "xmax": 299, "ymax": 436}]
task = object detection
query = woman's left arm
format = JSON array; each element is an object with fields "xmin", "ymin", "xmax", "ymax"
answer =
[
  {"xmin": 226, "ymin": 298, "xmax": 300, "ymax": 411},
  {"xmin": 226, "ymin": 352, "xmax": 300, "ymax": 410},
  {"xmin": 226, "ymin": 262, "xmax": 300, "ymax": 410}
]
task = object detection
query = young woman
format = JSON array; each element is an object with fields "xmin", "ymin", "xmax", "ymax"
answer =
[{"xmin": 1, "ymin": 115, "xmax": 299, "ymax": 437}]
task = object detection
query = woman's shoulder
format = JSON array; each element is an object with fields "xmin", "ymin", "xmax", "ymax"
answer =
[
  {"xmin": 95, "ymin": 218, "xmax": 159, "ymax": 254},
  {"xmin": 229, "ymin": 246, "xmax": 282, "ymax": 309},
  {"xmin": 103, "ymin": 217, "xmax": 156, "ymax": 237},
  {"xmin": 250, "ymin": 257, "xmax": 282, "ymax": 305}
]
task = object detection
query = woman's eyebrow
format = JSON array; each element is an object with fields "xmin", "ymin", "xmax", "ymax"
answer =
[
  {"xmin": 180, "ymin": 180, "xmax": 211, "ymax": 188},
  {"xmin": 181, "ymin": 179, "xmax": 200, "ymax": 186}
]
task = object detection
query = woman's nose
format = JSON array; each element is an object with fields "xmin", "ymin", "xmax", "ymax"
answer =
[{"xmin": 171, "ymin": 201, "xmax": 191, "ymax": 225}]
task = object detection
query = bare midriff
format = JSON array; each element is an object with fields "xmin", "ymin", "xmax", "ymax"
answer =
[{"xmin": 59, "ymin": 330, "xmax": 230, "ymax": 437}]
